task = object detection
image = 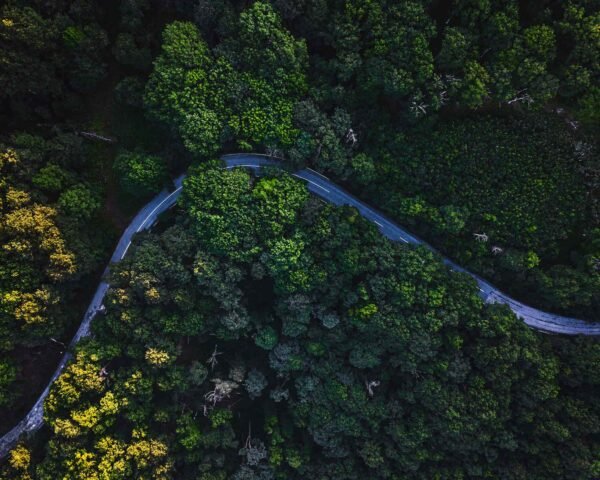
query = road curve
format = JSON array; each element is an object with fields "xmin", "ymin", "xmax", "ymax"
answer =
[
  {"xmin": 0, "ymin": 175, "xmax": 185, "ymax": 458},
  {"xmin": 1, "ymin": 154, "xmax": 598, "ymax": 459},
  {"xmin": 226, "ymin": 155, "xmax": 600, "ymax": 336}
]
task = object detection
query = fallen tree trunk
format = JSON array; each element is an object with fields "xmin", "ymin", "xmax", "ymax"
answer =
[{"xmin": 78, "ymin": 131, "xmax": 116, "ymax": 143}]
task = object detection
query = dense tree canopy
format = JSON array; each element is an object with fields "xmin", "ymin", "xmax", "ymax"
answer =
[
  {"xmin": 0, "ymin": 1, "xmax": 109, "ymax": 125},
  {"xmin": 113, "ymin": 151, "xmax": 169, "ymax": 198},
  {"xmin": 347, "ymin": 113, "xmax": 600, "ymax": 320},
  {"xmin": 0, "ymin": 133, "xmax": 112, "ymax": 415},
  {"xmin": 277, "ymin": 0, "xmax": 600, "ymax": 123},
  {"xmin": 145, "ymin": 2, "xmax": 308, "ymax": 156},
  {"xmin": 0, "ymin": 1, "xmax": 598, "ymax": 478},
  {"xmin": 3, "ymin": 165, "xmax": 597, "ymax": 479}
]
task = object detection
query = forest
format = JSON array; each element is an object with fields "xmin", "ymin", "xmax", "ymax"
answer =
[{"xmin": 0, "ymin": 0, "xmax": 598, "ymax": 478}]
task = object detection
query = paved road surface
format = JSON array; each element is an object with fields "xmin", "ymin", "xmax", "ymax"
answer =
[
  {"xmin": 0, "ymin": 175, "xmax": 185, "ymax": 458},
  {"xmin": 225, "ymin": 155, "xmax": 600, "ymax": 336},
  {"xmin": 1, "ymin": 154, "xmax": 598, "ymax": 459}
]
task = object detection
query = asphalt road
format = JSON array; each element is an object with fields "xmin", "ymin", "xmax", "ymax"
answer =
[
  {"xmin": 1, "ymin": 153, "xmax": 598, "ymax": 459},
  {"xmin": 0, "ymin": 175, "xmax": 185, "ymax": 458},
  {"xmin": 225, "ymin": 154, "xmax": 600, "ymax": 336}
]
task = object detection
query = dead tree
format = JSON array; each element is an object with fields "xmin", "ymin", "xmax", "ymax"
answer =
[
  {"xmin": 443, "ymin": 74, "xmax": 460, "ymax": 86},
  {"xmin": 49, "ymin": 337, "xmax": 66, "ymax": 350},
  {"xmin": 203, "ymin": 378, "xmax": 238, "ymax": 416},
  {"xmin": 507, "ymin": 90, "xmax": 534, "ymax": 106},
  {"xmin": 244, "ymin": 422, "xmax": 254, "ymax": 452},
  {"xmin": 365, "ymin": 380, "xmax": 380, "ymax": 397},
  {"xmin": 345, "ymin": 128, "xmax": 357, "ymax": 146},
  {"xmin": 204, "ymin": 380, "xmax": 233, "ymax": 406},
  {"xmin": 439, "ymin": 90, "xmax": 449, "ymax": 106},
  {"xmin": 410, "ymin": 101, "xmax": 428, "ymax": 117},
  {"xmin": 206, "ymin": 344, "xmax": 222, "ymax": 370}
]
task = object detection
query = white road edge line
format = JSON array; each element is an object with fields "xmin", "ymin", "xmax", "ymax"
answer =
[
  {"xmin": 307, "ymin": 180, "xmax": 330, "ymax": 193},
  {"xmin": 225, "ymin": 164, "xmax": 263, "ymax": 169},
  {"xmin": 136, "ymin": 186, "xmax": 183, "ymax": 232},
  {"xmin": 306, "ymin": 167, "xmax": 329, "ymax": 180},
  {"xmin": 3, "ymin": 154, "xmax": 597, "ymax": 463},
  {"xmin": 231, "ymin": 166, "xmax": 406, "ymax": 243},
  {"xmin": 292, "ymin": 174, "xmax": 330, "ymax": 193},
  {"xmin": 121, "ymin": 241, "xmax": 132, "ymax": 260},
  {"xmin": 227, "ymin": 165, "xmax": 332, "ymax": 194}
]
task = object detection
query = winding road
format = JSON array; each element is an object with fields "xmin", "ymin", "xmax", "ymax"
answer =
[{"xmin": 1, "ymin": 153, "xmax": 598, "ymax": 459}]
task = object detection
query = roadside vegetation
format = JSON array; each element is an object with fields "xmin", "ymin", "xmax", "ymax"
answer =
[
  {"xmin": 0, "ymin": 133, "xmax": 115, "ymax": 421},
  {"xmin": 0, "ymin": 0, "xmax": 598, "ymax": 478},
  {"xmin": 3, "ymin": 165, "xmax": 599, "ymax": 479},
  {"xmin": 143, "ymin": 1, "xmax": 600, "ymax": 320},
  {"xmin": 352, "ymin": 114, "xmax": 599, "ymax": 320},
  {"xmin": 0, "ymin": 0, "xmax": 171, "ymax": 430}
]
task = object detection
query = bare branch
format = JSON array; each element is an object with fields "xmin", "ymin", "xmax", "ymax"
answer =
[
  {"xmin": 206, "ymin": 344, "xmax": 223, "ymax": 370},
  {"xmin": 345, "ymin": 128, "xmax": 358, "ymax": 146},
  {"xmin": 473, "ymin": 232, "xmax": 489, "ymax": 243},
  {"xmin": 365, "ymin": 379, "xmax": 380, "ymax": 397}
]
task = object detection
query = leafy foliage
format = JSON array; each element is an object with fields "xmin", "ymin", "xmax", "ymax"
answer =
[
  {"xmin": 144, "ymin": 3, "xmax": 307, "ymax": 156},
  {"xmin": 113, "ymin": 151, "xmax": 169, "ymax": 198},
  {"xmin": 0, "ymin": 2, "xmax": 109, "ymax": 125},
  {"xmin": 351, "ymin": 113, "xmax": 599, "ymax": 319},
  {"xmin": 1, "ymin": 1, "xmax": 599, "ymax": 478},
  {"xmin": 0, "ymin": 133, "xmax": 112, "ymax": 410},
  {"xmin": 7, "ymin": 165, "xmax": 597, "ymax": 479}
]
